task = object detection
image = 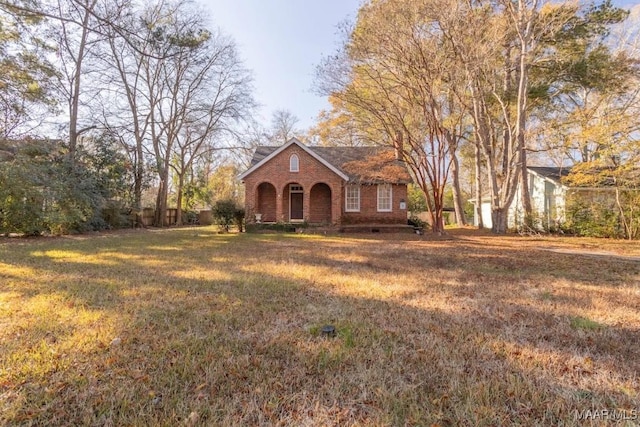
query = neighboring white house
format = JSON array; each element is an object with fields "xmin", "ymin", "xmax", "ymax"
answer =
[{"xmin": 472, "ymin": 167, "xmax": 571, "ymax": 229}]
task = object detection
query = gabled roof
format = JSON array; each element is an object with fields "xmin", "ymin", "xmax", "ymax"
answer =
[
  {"xmin": 240, "ymin": 138, "xmax": 412, "ymax": 184},
  {"xmin": 528, "ymin": 166, "xmax": 619, "ymax": 188},
  {"xmin": 239, "ymin": 138, "xmax": 349, "ymax": 181},
  {"xmin": 528, "ymin": 166, "xmax": 571, "ymax": 185}
]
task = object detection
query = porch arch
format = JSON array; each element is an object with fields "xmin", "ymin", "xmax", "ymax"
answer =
[
  {"xmin": 256, "ymin": 182, "xmax": 277, "ymax": 222},
  {"xmin": 309, "ymin": 182, "xmax": 332, "ymax": 224}
]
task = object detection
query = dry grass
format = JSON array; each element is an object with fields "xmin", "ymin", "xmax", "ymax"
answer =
[{"xmin": 1, "ymin": 227, "xmax": 639, "ymax": 426}]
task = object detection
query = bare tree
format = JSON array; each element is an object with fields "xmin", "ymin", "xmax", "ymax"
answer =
[
  {"xmin": 269, "ymin": 109, "xmax": 300, "ymax": 144},
  {"xmin": 441, "ymin": 0, "xmax": 580, "ymax": 233},
  {"xmin": 309, "ymin": 96, "xmax": 376, "ymax": 147},
  {"xmin": 50, "ymin": 0, "xmax": 99, "ymax": 164},
  {"xmin": 101, "ymin": 0, "xmax": 252, "ymax": 226},
  {"xmin": 168, "ymin": 30, "xmax": 253, "ymax": 224},
  {"xmin": 98, "ymin": 0, "xmax": 162, "ymax": 212},
  {"xmin": 447, "ymin": 1, "xmax": 522, "ymax": 234},
  {"xmin": 317, "ymin": 0, "xmax": 468, "ymax": 233},
  {"xmin": 5, "ymin": 0, "xmax": 130, "ymax": 162}
]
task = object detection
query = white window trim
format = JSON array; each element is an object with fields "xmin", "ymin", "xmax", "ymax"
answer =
[
  {"xmin": 377, "ymin": 184, "xmax": 392, "ymax": 212},
  {"xmin": 345, "ymin": 185, "xmax": 360, "ymax": 212},
  {"xmin": 289, "ymin": 154, "xmax": 299, "ymax": 172}
]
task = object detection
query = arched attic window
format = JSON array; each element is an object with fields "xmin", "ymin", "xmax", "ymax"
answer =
[{"xmin": 290, "ymin": 154, "xmax": 299, "ymax": 172}]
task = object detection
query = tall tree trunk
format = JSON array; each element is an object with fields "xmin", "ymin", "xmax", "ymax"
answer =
[
  {"xmin": 614, "ymin": 185, "xmax": 631, "ymax": 240},
  {"xmin": 135, "ymin": 138, "xmax": 144, "ymax": 211},
  {"xmin": 175, "ymin": 172, "xmax": 185, "ymax": 225},
  {"xmin": 501, "ymin": 45, "xmax": 512, "ymax": 176},
  {"xmin": 449, "ymin": 151, "xmax": 467, "ymax": 226},
  {"xmin": 486, "ymin": 152, "xmax": 506, "ymax": 234},
  {"xmin": 513, "ymin": 0, "xmax": 535, "ymax": 228},
  {"xmin": 515, "ymin": 0, "xmax": 538, "ymax": 225},
  {"xmin": 519, "ymin": 147, "xmax": 532, "ymax": 224},
  {"xmin": 154, "ymin": 179, "xmax": 167, "ymax": 226},
  {"xmin": 431, "ymin": 183, "xmax": 446, "ymax": 234},
  {"xmin": 474, "ymin": 136, "xmax": 484, "ymax": 229},
  {"xmin": 67, "ymin": 0, "xmax": 96, "ymax": 166},
  {"xmin": 154, "ymin": 156, "xmax": 170, "ymax": 226},
  {"xmin": 492, "ymin": 207, "xmax": 509, "ymax": 234}
]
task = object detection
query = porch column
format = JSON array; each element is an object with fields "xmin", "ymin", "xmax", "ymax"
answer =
[
  {"xmin": 332, "ymin": 184, "xmax": 342, "ymax": 225},
  {"xmin": 245, "ymin": 187, "xmax": 255, "ymax": 224},
  {"xmin": 303, "ymin": 188, "xmax": 311, "ymax": 222},
  {"xmin": 276, "ymin": 191, "xmax": 284, "ymax": 222}
]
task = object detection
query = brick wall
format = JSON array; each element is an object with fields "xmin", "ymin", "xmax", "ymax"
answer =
[
  {"xmin": 342, "ymin": 184, "xmax": 408, "ymax": 224},
  {"xmin": 243, "ymin": 145, "xmax": 343, "ymax": 224},
  {"xmin": 243, "ymin": 143, "xmax": 409, "ymax": 225}
]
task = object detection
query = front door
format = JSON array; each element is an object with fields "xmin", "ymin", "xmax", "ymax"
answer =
[{"xmin": 290, "ymin": 192, "xmax": 303, "ymax": 221}]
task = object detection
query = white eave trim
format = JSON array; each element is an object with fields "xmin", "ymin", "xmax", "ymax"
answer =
[
  {"xmin": 238, "ymin": 137, "xmax": 349, "ymax": 181},
  {"xmin": 527, "ymin": 168, "xmax": 569, "ymax": 190}
]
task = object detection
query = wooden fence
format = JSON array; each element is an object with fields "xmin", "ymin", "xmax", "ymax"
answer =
[{"xmin": 135, "ymin": 208, "xmax": 178, "ymax": 227}]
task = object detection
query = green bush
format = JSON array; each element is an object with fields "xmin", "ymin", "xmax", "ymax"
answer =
[
  {"xmin": 212, "ymin": 199, "xmax": 244, "ymax": 232},
  {"xmin": 100, "ymin": 201, "xmax": 131, "ymax": 229},
  {"xmin": 234, "ymin": 207, "xmax": 245, "ymax": 232},
  {"xmin": 245, "ymin": 222, "xmax": 306, "ymax": 233},
  {"xmin": 564, "ymin": 197, "xmax": 621, "ymax": 238},
  {"xmin": 408, "ymin": 215, "xmax": 427, "ymax": 229},
  {"xmin": 517, "ymin": 211, "xmax": 563, "ymax": 234},
  {"xmin": 0, "ymin": 136, "xmax": 134, "ymax": 235},
  {"xmin": 183, "ymin": 210, "xmax": 200, "ymax": 225}
]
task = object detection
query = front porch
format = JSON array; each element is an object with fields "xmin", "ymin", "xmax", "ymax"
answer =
[{"xmin": 252, "ymin": 181, "xmax": 339, "ymax": 225}]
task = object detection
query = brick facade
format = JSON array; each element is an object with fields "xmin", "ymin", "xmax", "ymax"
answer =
[
  {"xmin": 341, "ymin": 184, "xmax": 408, "ymax": 224},
  {"xmin": 241, "ymin": 140, "xmax": 409, "ymax": 225},
  {"xmin": 243, "ymin": 144, "xmax": 344, "ymax": 224}
]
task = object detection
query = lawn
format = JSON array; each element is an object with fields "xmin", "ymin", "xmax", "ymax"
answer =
[{"xmin": 1, "ymin": 227, "xmax": 639, "ymax": 426}]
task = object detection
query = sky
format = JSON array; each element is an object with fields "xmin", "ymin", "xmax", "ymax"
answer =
[
  {"xmin": 198, "ymin": 0, "xmax": 639, "ymax": 131},
  {"xmin": 198, "ymin": 0, "xmax": 362, "ymax": 130}
]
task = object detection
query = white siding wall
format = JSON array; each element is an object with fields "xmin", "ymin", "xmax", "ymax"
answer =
[
  {"xmin": 472, "ymin": 199, "xmax": 493, "ymax": 228},
  {"xmin": 509, "ymin": 170, "xmax": 566, "ymax": 229},
  {"xmin": 481, "ymin": 202, "xmax": 492, "ymax": 229},
  {"xmin": 554, "ymin": 186, "xmax": 567, "ymax": 222},
  {"xmin": 474, "ymin": 170, "xmax": 567, "ymax": 230}
]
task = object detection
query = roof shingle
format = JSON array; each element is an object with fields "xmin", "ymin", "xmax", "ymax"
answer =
[{"xmin": 249, "ymin": 144, "xmax": 412, "ymax": 184}]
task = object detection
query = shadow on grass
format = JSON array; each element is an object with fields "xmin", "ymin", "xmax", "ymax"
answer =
[{"xmin": 1, "ymin": 228, "xmax": 639, "ymax": 425}]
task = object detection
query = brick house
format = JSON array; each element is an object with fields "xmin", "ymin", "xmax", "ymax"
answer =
[{"xmin": 239, "ymin": 138, "xmax": 412, "ymax": 226}]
